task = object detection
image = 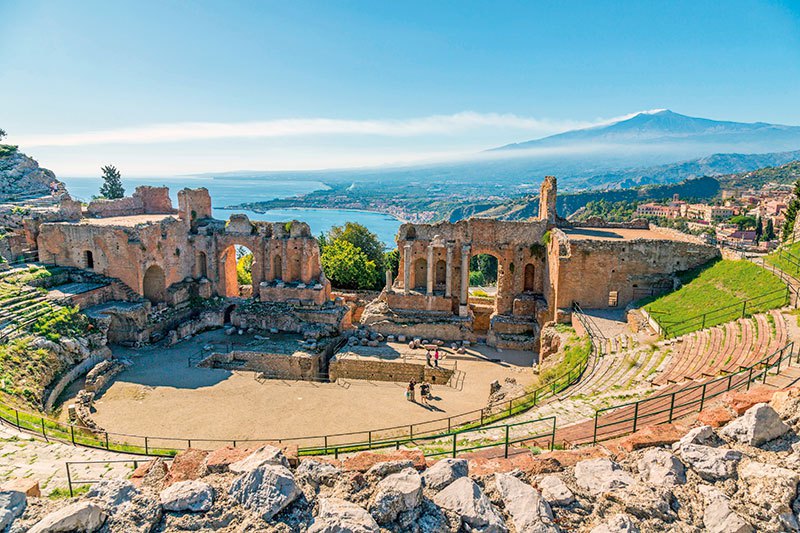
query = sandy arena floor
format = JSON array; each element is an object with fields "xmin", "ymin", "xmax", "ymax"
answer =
[{"xmin": 60, "ymin": 330, "xmax": 535, "ymax": 448}]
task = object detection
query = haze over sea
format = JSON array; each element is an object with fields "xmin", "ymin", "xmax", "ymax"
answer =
[{"xmin": 61, "ymin": 176, "xmax": 402, "ymax": 246}]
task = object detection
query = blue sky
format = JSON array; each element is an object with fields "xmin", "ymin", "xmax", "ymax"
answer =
[{"xmin": 1, "ymin": 0, "xmax": 799, "ymax": 175}]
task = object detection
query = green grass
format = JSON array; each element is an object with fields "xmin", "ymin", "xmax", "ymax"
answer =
[
  {"xmin": 765, "ymin": 242, "xmax": 800, "ymax": 277},
  {"xmin": 643, "ymin": 259, "xmax": 786, "ymax": 337},
  {"xmin": 48, "ymin": 485, "xmax": 90, "ymax": 499}
]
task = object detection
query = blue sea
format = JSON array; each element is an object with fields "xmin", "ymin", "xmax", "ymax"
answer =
[{"xmin": 61, "ymin": 176, "xmax": 402, "ymax": 246}]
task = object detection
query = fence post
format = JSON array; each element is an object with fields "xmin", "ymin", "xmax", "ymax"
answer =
[
  {"xmin": 533, "ymin": 389, "xmax": 538, "ymax": 406},
  {"xmin": 368, "ymin": 431, "xmax": 372, "ymax": 450},
  {"xmin": 15, "ymin": 410, "xmax": 19, "ymax": 429},
  {"xmin": 699, "ymin": 382, "xmax": 707, "ymax": 411},
  {"xmin": 701, "ymin": 314, "xmax": 706, "ymax": 330},
  {"xmin": 742, "ymin": 300, "xmax": 747, "ymax": 318},
  {"xmin": 668, "ymin": 393, "xmax": 676, "ymax": 424},
  {"xmin": 551, "ymin": 418, "xmax": 556, "ymax": 451},
  {"xmin": 324, "ymin": 435, "xmax": 328, "ymax": 455},
  {"xmin": 504, "ymin": 425, "xmax": 510, "ymax": 458},
  {"xmin": 447, "ymin": 418, "xmax": 451, "ymax": 433},
  {"xmin": 145, "ymin": 436, "xmax": 149, "ymax": 455},
  {"xmin": 40, "ymin": 417, "xmax": 46, "ymax": 439},
  {"xmin": 632, "ymin": 402, "xmax": 640, "ymax": 434},
  {"xmin": 66, "ymin": 464, "xmax": 73, "ymax": 498},
  {"xmin": 746, "ymin": 367, "xmax": 753, "ymax": 390},
  {"xmin": 508, "ymin": 400, "xmax": 512, "ymax": 417},
  {"xmin": 70, "ymin": 425, "xmax": 75, "ymax": 445},
  {"xmin": 452, "ymin": 433, "xmax": 457, "ymax": 458},
  {"xmin": 592, "ymin": 413, "xmax": 599, "ymax": 445},
  {"xmin": 105, "ymin": 432, "xmax": 109, "ymax": 450}
]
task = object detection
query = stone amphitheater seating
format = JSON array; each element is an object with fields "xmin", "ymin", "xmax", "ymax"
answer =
[
  {"xmin": 0, "ymin": 281, "xmax": 62, "ymax": 340},
  {"xmin": 652, "ymin": 310, "xmax": 786, "ymax": 386}
]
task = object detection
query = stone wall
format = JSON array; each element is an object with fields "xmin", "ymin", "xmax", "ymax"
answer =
[
  {"xmin": 43, "ymin": 353, "xmax": 108, "ymax": 412},
  {"xmin": 86, "ymin": 186, "xmax": 177, "ymax": 218},
  {"xmin": 200, "ymin": 350, "xmax": 321, "ymax": 380},
  {"xmin": 329, "ymin": 356, "xmax": 453, "ymax": 384}
]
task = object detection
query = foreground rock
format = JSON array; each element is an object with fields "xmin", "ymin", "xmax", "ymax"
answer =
[
  {"xmin": 0, "ymin": 490, "xmax": 26, "ymax": 531},
  {"xmin": 309, "ymin": 498, "xmax": 379, "ymax": 533},
  {"xmin": 538, "ymin": 475, "xmax": 575, "ymax": 506},
  {"xmin": 590, "ymin": 513, "xmax": 640, "ymax": 533},
  {"xmin": 229, "ymin": 464, "xmax": 301, "ymax": 521},
  {"xmin": 368, "ymin": 468, "xmax": 423, "ymax": 524},
  {"xmin": 677, "ymin": 444, "xmax": 741, "ymax": 481},
  {"xmin": 433, "ymin": 477, "xmax": 506, "ymax": 533},
  {"xmin": 494, "ymin": 473, "xmax": 557, "ymax": 533},
  {"xmin": 86, "ymin": 478, "xmax": 161, "ymax": 532},
  {"xmin": 160, "ymin": 480, "xmax": 214, "ymax": 512},
  {"xmin": 229, "ymin": 445, "xmax": 290, "ymax": 473},
  {"xmin": 421, "ymin": 458, "xmax": 468, "ymax": 491},
  {"xmin": 574, "ymin": 458, "xmax": 635, "ymax": 494},
  {"xmin": 28, "ymin": 502, "xmax": 106, "ymax": 533},
  {"xmin": 637, "ymin": 449, "xmax": 686, "ymax": 486},
  {"xmin": 699, "ymin": 485, "xmax": 753, "ymax": 533},
  {"xmin": 719, "ymin": 403, "xmax": 790, "ymax": 446}
]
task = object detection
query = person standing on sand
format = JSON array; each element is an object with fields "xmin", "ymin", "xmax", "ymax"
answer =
[
  {"xmin": 434, "ymin": 349, "xmax": 440, "ymax": 368},
  {"xmin": 409, "ymin": 379, "xmax": 416, "ymax": 402},
  {"xmin": 426, "ymin": 350, "xmax": 431, "ymax": 366}
]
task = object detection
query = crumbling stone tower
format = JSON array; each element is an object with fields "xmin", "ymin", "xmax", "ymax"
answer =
[{"xmin": 539, "ymin": 175, "xmax": 557, "ymax": 224}]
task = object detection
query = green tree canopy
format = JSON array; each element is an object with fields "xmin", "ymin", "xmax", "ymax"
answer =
[
  {"xmin": 783, "ymin": 179, "xmax": 800, "ymax": 242},
  {"xmin": 320, "ymin": 240, "xmax": 380, "ymax": 290},
  {"xmin": 237, "ymin": 252, "xmax": 253, "ymax": 286},
  {"xmin": 765, "ymin": 218, "xmax": 776, "ymax": 241},
  {"xmin": 730, "ymin": 214, "xmax": 757, "ymax": 230},
  {"xmin": 326, "ymin": 222, "xmax": 384, "ymax": 270},
  {"xmin": 0, "ymin": 128, "xmax": 6, "ymax": 141},
  {"xmin": 99, "ymin": 165, "xmax": 125, "ymax": 199}
]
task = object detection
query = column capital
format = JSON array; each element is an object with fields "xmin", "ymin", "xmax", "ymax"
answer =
[{"xmin": 461, "ymin": 244, "xmax": 471, "ymax": 254}]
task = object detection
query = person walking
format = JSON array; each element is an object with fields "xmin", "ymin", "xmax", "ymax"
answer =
[
  {"xmin": 409, "ymin": 379, "xmax": 416, "ymax": 402},
  {"xmin": 434, "ymin": 349, "xmax": 440, "ymax": 368},
  {"xmin": 426, "ymin": 350, "xmax": 431, "ymax": 367},
  {"xmin": 420, "ymin": 381, "xmax": 431, "ymax": 405}
]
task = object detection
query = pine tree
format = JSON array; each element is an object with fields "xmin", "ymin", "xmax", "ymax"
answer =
[
  {"xmin": 755, "ymin": 216, "xmax": 763, "ymax": 243},
  {"xmin": 765, "ymin": 219, "xmax": 776, "ymax": 241},
  {"xmin": 0, "ymin": 128, "xmax": 6, "ymax": 141},
  {"xmin": 99, "ymin": 165, "xmax": 125, "ymax": 199},
  {"xmin": 783, "ymin": 179, "xmax": 800, "ymax": 242}
]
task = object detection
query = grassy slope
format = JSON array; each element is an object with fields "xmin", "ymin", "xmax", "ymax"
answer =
[
  {"xmin": 644, "ymin": 260, "xmax": 786, "ymax": 335},
  {"xmin": 765, "ymin": 242, "xmax": 800, "ymax": 277}
]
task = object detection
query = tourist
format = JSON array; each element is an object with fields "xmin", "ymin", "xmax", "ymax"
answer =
[
  {"xmin": 420, "ymin": 381, "xmax": 431, "ymax": 404},
  {"xmin": 434, "ymin": 349, "xmax": 440, "ymax": 367},
  {"xmin": 409, "ymin": 379, "xmax": 416, "ymax": 402},
  {"xmin": 426, "ymin": 350, "xmax": 431, "ymax": 366}
]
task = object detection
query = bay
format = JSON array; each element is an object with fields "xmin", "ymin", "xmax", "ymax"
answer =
[{"xmin": 60, "ymin": 176, "xmax": 402, "ymax": 246}]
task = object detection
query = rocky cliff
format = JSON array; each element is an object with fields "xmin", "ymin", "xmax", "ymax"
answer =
[{"xmin": 0, "ymin": 147, "xmax": 63, "ymax": 202}]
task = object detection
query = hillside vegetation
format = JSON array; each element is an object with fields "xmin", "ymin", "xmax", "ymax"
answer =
[{"xmin": 643, "ymin": 260, "xmax": 786, "ymax": 336}]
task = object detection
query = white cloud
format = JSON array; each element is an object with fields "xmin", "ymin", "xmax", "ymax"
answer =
[{"xmin": 13, "ymin": 110, "xmax": 652, "ymax": 147}]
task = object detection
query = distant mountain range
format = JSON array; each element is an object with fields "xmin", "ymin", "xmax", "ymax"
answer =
[{"xmin": 492, "ymin": 110, "xmax": 800, "ymax": 154}]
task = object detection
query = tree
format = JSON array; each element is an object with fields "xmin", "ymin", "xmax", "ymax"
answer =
[
  {"xmin": 320, "ymin": 240, "xmax": 380, "ymax": 290},
  {"xmin": 755, "ymin": 216, "xmax": 763, "ymax": 243},
  {"xmin": 326, "ymin": 222, "xmax": 385, "ymax": 271},
  {"xmin": 237, "ymin": 253, "xmax": 253, "ymax": 286},
  {"xmin": 783, "ymin": 179, "xmax": 800, "ymax": 242},
  {"xmin": 384, "ymin": 249, "xmax": 400, "ymax": 278},
  {"xmin": 0, "ymin": 128, "xmax": 6, "ymax": 141},
  {"xmin": 99, "ymin": 165, "xmax": 125, "ymax": 199},
  {"xmin": 730, "ymin": 215, "xmax": 756, "ymax": 230},
  {"xmin": 765, "ymin": 219, "xmax": 776, "ymax": 241}
]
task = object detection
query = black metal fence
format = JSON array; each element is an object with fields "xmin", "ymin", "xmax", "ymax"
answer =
[{"xmin": 591, "ymin": 342, "xmax": 795, "ymax": 444}]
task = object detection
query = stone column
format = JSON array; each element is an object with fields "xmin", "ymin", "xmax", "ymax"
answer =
[
  {"xmin": 279, "ymin": 240, "xmax": 287, "ymax": 283},
  {"xmin": 445, "ymin": 244, "xmax": 453, "ymax": 298},
  {"xmin": 459, "ymin": 244, "xmax": 470, "ymax": 316},
  {"xmin": 385, "ymin": 270, "xmax": 392, "ymax": 292},
  {"xmin": 426, "ymin": 244, "xmax": 434, "ymax": 296},
  {"xmin": 403, "ymin": 244, "xmax": 412, "ymax": 295}
]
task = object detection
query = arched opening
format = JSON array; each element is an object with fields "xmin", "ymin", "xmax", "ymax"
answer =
[
  {"xmin": 84, "ymin": 250, "xmax": 94, "ymax": 270},
  {"xmin": 273, "ymin": 255, "xmax": 283, "ymax": 281},
  {"xmin": 468, "ymin": 253, "xmax": 499, "ymax": 334},
  {"xmin": 196, "ymin": 251, "xmax": 207, "ymax": 278},
  {"xmin": 524, "ymin": 263, "xmax": 535, "ymax": 292},
  {"xmin": 143, "ymin": 265, "xmax": 166, "ymax": 303},
  {"xmin": 413, "ymin": 258, "xmax": 427, "ymax": 289},
  {"xmin": 223, "ymin": 304, "xmax": 236, "ymax": 324},
  {"xmin": 435, "ymin": 259, "xmax": 447, "ymax": 288},
  {"xmin": 220, "ymin": 244, "xmax": 255, "ymax": 298},
  {"xmin": 406, "ymin": 227, "xmax": 417, "ymax": 240}
]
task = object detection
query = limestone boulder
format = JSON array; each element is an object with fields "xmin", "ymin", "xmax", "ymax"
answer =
[
  {"xmin": 719, "ymin": 403, "xmax": 790, "ymax": 447},
  {"xmin": 421, "ymin": 458, "xmax": 468, "ymax": 491},
  {"xmin": 86, "ymin": 478, "xmax": 161, "ymax": 533},
  {"xmin": 574, "ymin": 458, "xmax": 635, "ymax": 495},
  {"xmin": 229, "ymin": 445, "xmax": 290, "ymax": 473},
  {"xmin": 699, "ymin": 485, "xmax": 753, "ymax": 533},
  {"xmin": 365, "ymin": 460, "xmax": 414, "ymax": 480},
  {"xmin": 296, "ymin": 459, "xmax": 342, "ymax": 489},
  {"xmin": 538, "ymin": 475, "xmax": 575, "ymax": 506},
  {"xmin": 739, "ymin": 460, "xmax": 799, "ymax": 527},
  {"xmin": 494, "ymin": 473, "xmax": 557, "ymax": 533},
  {"xmin": 589, "ymin": 513, "xmax": 640, "ymax": 533},
  {"xmin": 637, "ymin": 449, "xmax": 686, "ymax": 486},
  {"xmin": 671, "ymin": 425, "xmax": 715, "ymax": 451},
  {"xmin": 28, "ymin": 502, "xmax": 106, "ymax": 533},
  {"xmin": 309, "ymin": 497, "xmax": 380, "ymax": 533},
  {"xmin": 368, "ymin": 468, "xmax": 423, "ymax": 524},
  {"xmin": 677, "ymin": 444, "xmax": 741, "ymax": 481},
  {"xmin": 160, "ymin": 480, "xmax": 215, "ymax": 512},
  {"xmin": 0, "ymin": 490, "xmax": 26, "ymax": 532},
  {"xmin": 228, "ymin": 464, "xmax": 301, "ymax": 521},
  {"xmin": 204, "ymin": 446, "xmax": 254, "ymax": 474},
  {"xmin": 433, "ymin": 477, "xmax": 506, "ymax": 533},
  {"xmin": 165, "ymin": 448, "xmax": 209, "ymax": 484}
]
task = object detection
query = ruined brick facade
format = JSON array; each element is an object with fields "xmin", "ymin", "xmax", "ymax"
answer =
[{"xmin": 35, "ymin": 187, "xmax": 331, "ymax": 306}]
